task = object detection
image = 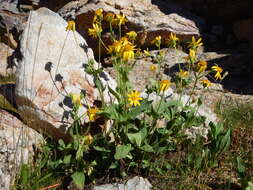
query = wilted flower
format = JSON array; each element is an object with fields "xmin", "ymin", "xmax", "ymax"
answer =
[
  {"xmin": 168, "ymin": 33, "xmax": 179, "ymax": 48},
  {"xmin": 150, "ymin": 64, "xmax": 156, "ymax": 72},
  {"xmin": 128, "ymin": 90, "xmax": 143, "ymax": 107},
  {"xmin": 87, "ymin": 106, "xmax": 100, "ymax": 121},
  {"xmin": 122, "ymin": 44, "xmax": 135, "ymax": 61},
  {"xmin": 187, "ymin": 36, "xmax": 203, "ymax": 50},
  {"xmin": 93, "ymin": 8, "xmax": 103, "ymax": 23},
  {"xmin": 186, "ymin": 49, "xmax": 196, "ymax": 63},
  {"xmin": 211, "ymin": 64, "xmax": 223, "ymax": 80},
  {"xmin": 115, "ymin": 14, "xmax": 127, "ymax": 26},
  {"xmin": 126, "ymin": 31, "xmax": 137, "ymax": 41},
  {"xmin": 84, "ymin": 134, "xmax": 93, "ymax": 145},
  {"xmin": 105, "ymin": 12, "xmax": 115, "ymax": 22},
  {"xmin": 88, "ymin": 23, "xmax": 102, "ymax": 39},
  {"xmin": 160, "ymin": 79, "xmax": 170, "ymax": 92},
  {"xmin": 201, "ymin": 79, "xmax": 212, "ymax": 88},
  {"xmin": 152, "ymin": 35, "xmax": 162, "ymax": 48},
  {"xmin": 70, "ymin": 93, "xmax": 82, "ymax": 107},
  {"xmin": 66, "ymin": 21, "xmax": 76, "ymax": 32},
  {"xmin": 197, "ymin": 60, "xmax": 207, "ymax": 73},
  {"xmin": 178, "ymin": 69, "xmax": 188, "ymax": 78},
  {"xmin": 144, "ymin": 49, "xmax": 151, "ymax": 57}
]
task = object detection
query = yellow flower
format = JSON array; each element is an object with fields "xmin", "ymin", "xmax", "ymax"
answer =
[
  {"xmin": 186, "ymin": 49, "xmax": 196, "ymax": 63},
  {"xmin": 168, "ymin": 33, "xmax": 179, "ymax": 48},
  {"xmin": 152, "ymin": 35, "xmax": 162, "ymax": 48},
  {"xmin": 211, "ymin": 65, "xmax": 223, "ymax": 80},
  {"xmin": 201, "ymin": 79, "xmax": 212, "ymax": 88},
  {"xmin": 70, "ymin": 93, "xmax": 82, "ymax": 107},
  {"xmin": 66, "ymin": 21, "xmax": 76, "ymax": 31},
  {"xmin": 122, "ymin": 44, "xmax": 135, "ymax": 61},
  {"xmin": 105, "ymin": 12, "xmax": 115, "ymax": 22},
  {"xmin": 95, "ymin": 8, "xmax": 103, "ymax": 16},
  {"xmin": 178, "ymin": 69, "xmax": 188, "ymax": 78},
  {"xmin": 84, "ymin": 134, "xmax": 93, "ymax": 145},
  {"xmin": 87, "ymin": 106, "xmax": 99, "ymax": 121},
  {"xmin": 197, "ymin": 60, "xmax": 207, "ymax": 73},
  {"xmin": 88, "ymin": 23, "xmax": 102, "ymax": 38},
  {"xmin": 115, "ymin": 14, "xmax": 127, "ymax": 26},
  {"xmin": 187, "ymin": 36, "xmax": 203, "ymax": 50},
  {"xmin": 144, "ymin": 49, "xmax": 151, "ymax": 57},
  {"xmin": 126, "ymin": 31, "xmax": 137, "ymax": 41},
  {"xmin": 160, "ymin": 79, "xmax": 170, "ymax": 92},
  {"xmin": 128, "ymin": 90, "xmax": 143, "ymax": 107},
  {"xmin": 150, "ymin": 64, "xmax": 156, "ymax": 72}
]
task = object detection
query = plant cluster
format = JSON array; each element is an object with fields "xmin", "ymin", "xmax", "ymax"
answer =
[{"xmin": 15, "ymin": 9, "xmax": 231, "ymax": 189}]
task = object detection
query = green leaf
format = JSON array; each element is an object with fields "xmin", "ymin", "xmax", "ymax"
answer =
[
  {"xmin": 63, "ymin": 155, "xmax": 72, "ymax": 164},
  {"xmin": 217, "ymin": 128, "xmax": 231, "ymax": 153},
  {"xmin": 94, "ymin": 146, "xmax": 111, "ymax": 152},
  {"xmin": 140, "ymin": 144, "xmax": 154, "ymax": 152},
  {"xmin": 58, "ymin": 139, "xmax": 65, "ymax": 148},
  {"xmin": 236, "ymin": 156, "xmax": 246, "ymax": 174},
  {"xmin": 108, "ymin": 86, "xmax": 120, "ymax": 102},
  {"xmin": 71, "ymin": 172, "xmax": 85, "ymax": 189},
  {"xmin": 114, "ymin": 144, "xmax": 132, "ymax": 160},
  {"xmin": 19, "ymin": 164, "xmax": 29, "ymax": 185},
  {"xmin": 127, "ymin": 128, "xmax": 147, "ymax": 147},
  {"xmin": 125, "ymin": 100, "xmax": 150, "ymax": 121}
]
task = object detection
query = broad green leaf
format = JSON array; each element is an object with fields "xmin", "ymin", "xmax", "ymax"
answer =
[
  {"xmin": 94, "ymin": 146, "xmax": 111, "ymax": 152},
  {"xmin": 218, "ymin": 128, "xmax": 231, "ymax": 153},
  {"xmin": 127, "ymin": 128, "xmax": 147, "ymax": 147},
  {"xmin": 108, "ymin": 86, "xmax": 120, "ymax": 102},
  {"xmin": 58, "ymin": 139, "xmax": 65, "ymax": 148},
  {"xmin": 63, "ymin": 155, "xmax": 72, "ymax": 164},
  {"xmin": 71, "ymin": 172, "xmax": 85, "ymax": 189},
  {"xmin": 236, "ymin": 156, "xmax": 246, "ymax": 174},
  {"xmin": 20, "ymin": 164, "xmax": 29, "ymax": 185},
  {"xmin": 114, "ymin": 144, "xmax": 132, "ymax": 160},
  {"xmin": 125, "ymin": 100, "xmax": 150, "ymax": 120},
  {"xmin": 140, "ymin": 144, "xmax": 154, "ymax": 152}
]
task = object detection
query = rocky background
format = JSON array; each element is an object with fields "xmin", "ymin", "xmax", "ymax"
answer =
[{"xmin": 0, "ymin": 0, "xmax": 253, "ymax": 189}]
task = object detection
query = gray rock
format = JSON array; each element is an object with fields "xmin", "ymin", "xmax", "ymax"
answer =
[
  {"xmin": 0, "ymin": 109, "xmax": 42, "ymax": 190},
  {"xmin": 93, "ymin": 176, "xmax": 152, "ymax": 190},
  {"xmin": 0, "ymin": 43, "xmax": 15, "ymax": 77},
  {"xmin": 15, "ymin": 7, "xmax": 116, "ymax": 140},
  {"xmin": 58, "ymin": 0, "xmax": 201, "ymax": 55}
]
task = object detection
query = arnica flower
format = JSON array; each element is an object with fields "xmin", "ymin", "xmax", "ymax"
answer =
[
  {"xmin": 160, "ymin": 79, "xmax": 170, "ymax": 92},
  {"xmin": 84, "ymin": 134, "xmax": 93, "ymax": 145},
  {"xmin": 66, "ymin": 21, "xmax": 76, "ymax": 32},
  {"xmin": 168, "ymin": 33, "xmax": 179, "ymax": 48},
  {"xmin": 88, "ymin": 23, "xmax": 102, "ymax": 39},
  {"xmin": 201, "ymin": 79, "xmax": 212, "ymax": 88},
  {"xmin": 93, "ymin": 8, "xmax": 103, "ymax": 23},
  {"xmin": 70, "ymin": 93, "xmax": 82, "ymax": 107},
  {"xmin": 108, "ymin": 40, "xmax": 122, "ymax": 54},
  {"xmin": 152, "ymin": 35, "xmax": 162, "ymax": 48},
  {"xmin": 197, "ymin": 60, "xmax": 207, "ymax": 73},
  {"xmin": 178, "ymin": 69, "xmax": 188, "ymax": 78},
  {"xmin": 211, "ymin": 64, "xmax": 223, "ymax": 80},
  {"xmin": 105, "ymin": 12, "xmax": 115, "ymax": 22},
  {"xmin": 128, "ymin": 90, "xmax": 143, "ymax": 107},
  {"xmin": 186, "ymin": 49, "xmax": 196, "ymax": 63},
  {"xmin": 126, "ymin": 31, "xmax": 137, "ymax": 41},
  {"xmin": 144, "ymin": 49, "xmax": 151, "ymax": 57},
  {"xmin": 187, "ymin": 36, "xmax": 203, "ymax": 50},
  {"xmin": 87, "ymin": 106, "xmax": 100, "ymax": 122},
  {"xmin": 122, "ymin": 44, "xmax": 135, "ymax": 61},
  {"xmin": 115, "ymin": 14, "xmax": 127, "ymax": 26},
  {"xmin": 150, "ymin": 64, "xmax": 156, "ymax": 72}
]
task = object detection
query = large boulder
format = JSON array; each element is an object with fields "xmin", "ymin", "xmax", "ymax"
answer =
[
  {"xmin": 0, "ymin": 109, "xmax": 42, "ymax": 190},
  {"xmin": 58, "ymin": 0, "xmax": 202, "ymax": 55},
  {"xmin": 0, "ymin": 43, "xmax": 15, "ymax": 77},
  {"xmin": 15, "ymin": 7, "xmax": 116, "ymax": 140}
]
